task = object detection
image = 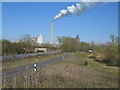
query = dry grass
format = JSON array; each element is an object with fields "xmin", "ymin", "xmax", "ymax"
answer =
[
  {"xmin": 2, "ymin": 52, "xmax": 118, "ymax": 88},
  {"xmin": 3, "ymin": 63, "xmax": 118, "ymax": 88},
  {"xmin": 59, "ymin": 53, "xmax": 118, "ymax": 75},
  {"xmin": 41, "ymin": 63, "xmax": 118, "ymax": 88},
  {"xmin": 0, "ymin": 63, "xmax": 2, "ymax": 72}
]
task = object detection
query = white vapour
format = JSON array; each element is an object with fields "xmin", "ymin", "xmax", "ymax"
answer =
[{"xmin": 54, "ymin": 2, "xmax": 100, "ymax": 20}]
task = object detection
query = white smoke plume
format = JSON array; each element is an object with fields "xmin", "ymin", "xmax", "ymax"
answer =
[{"xmin": 54, "ymin": 2, "xmax": 100, "ymax": 20}]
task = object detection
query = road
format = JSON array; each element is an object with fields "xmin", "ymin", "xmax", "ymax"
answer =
[{"xmin": 2, "ymin": 53, "xmax": 74, "ymax": 82}]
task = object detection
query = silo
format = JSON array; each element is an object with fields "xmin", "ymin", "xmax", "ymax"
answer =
[{"xmin": 37, "ymin": 34, "xmax": 44, "ymax": 45}]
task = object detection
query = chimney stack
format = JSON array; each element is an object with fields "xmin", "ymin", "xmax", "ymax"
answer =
[{"xmin": 50, "ymin": 20, "xmax": 54, "ymax": 44}]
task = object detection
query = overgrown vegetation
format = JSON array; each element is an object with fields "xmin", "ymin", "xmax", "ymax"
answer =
[
  {"xmin": 58, "ymin": 35, "xmax": 119, "ymax": 67},
  {"xmin": 91, "ymin": 43, "xmax": 118, "ymax": 66},
  {"xmin": 2, "ymin": 40, "xmax": 34, "ymax": 55},
  {"xmin": 3, "ymin": 53, "xmax": 118, "ymax": 88},
  {"xmin": 2, "ymin": 34, "xmax": 57, "ymax": 55},
  {"xmin": 2, "ymin": 34, "xmax": 119, "ymax": 67},
  {"xmin": 58, "ymin": 35, "xmax": 90, "ymax": 52}
]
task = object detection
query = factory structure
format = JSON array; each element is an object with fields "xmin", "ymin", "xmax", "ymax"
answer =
[
  {"xmin": 34, "ymin": 20, "xmax": 55, "ymax": 45},
  {"xmin": 36, "ymin": 34, "xmax": 44, "ymax": 45},
  {"xmin": 50, "ymin": 20, "xmax": 54, "ymax": 44},
  {"xmin": 37, "ymin": 20, "xmax": 55, "ymax": 45},
  {"xmin": 20, "ymin": 21, "xmax": 55, "ymax": 46}
]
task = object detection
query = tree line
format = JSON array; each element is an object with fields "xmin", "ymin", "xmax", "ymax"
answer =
[
  {"xmin": 57, "ymin": 35, "xmax": 90, "ymax": 52},
  {"xmin": 57, "ymin": 35, "xmax": 119, "ymax": 67},
  {"xmin": 2, "ymin": 34, "xmax": 55, "ymax": 55},
  {"xmin": 1, "ymin": 34, "xmax": 119, "ymax": 66}
]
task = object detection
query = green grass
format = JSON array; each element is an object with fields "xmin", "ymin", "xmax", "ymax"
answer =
[
  {"xmin": 75, "ymin": 53, "xmax": 118, "ymax": 76},
  {"xmin": 58, "ymin": 52, "xmax": 118, "ymax": 75}
]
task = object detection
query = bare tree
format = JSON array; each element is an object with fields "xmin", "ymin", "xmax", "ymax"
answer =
[{"xmin": 19, "ymin": 34, "xmax": 31, "ymax": 42}]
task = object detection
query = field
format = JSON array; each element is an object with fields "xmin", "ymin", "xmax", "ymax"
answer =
[{"xmin": 3, "ymin": 52, "xmax": 118, "ymax": 88}]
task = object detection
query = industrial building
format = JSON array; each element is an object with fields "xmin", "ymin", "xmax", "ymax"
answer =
[{"xmin": 37, "ymin": 34, "xmax": 44, "ymax": 45}]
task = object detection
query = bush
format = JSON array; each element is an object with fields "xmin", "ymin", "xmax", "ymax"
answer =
[
  {"xmin": 2, "ymin": 40, "xmax": 36, "ymax": 55},
  {"xmin": 104, "ymin": 44, "xmax": 118, "ymax": 66},
  {"xmin": 91, "ymin": 43, "xmax": 118, "ymax": 66}
]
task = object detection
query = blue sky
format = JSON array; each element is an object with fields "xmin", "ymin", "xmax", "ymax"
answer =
[{"xmin": 2, "ymin": 2, "xmax": 118, "ymax": 43}]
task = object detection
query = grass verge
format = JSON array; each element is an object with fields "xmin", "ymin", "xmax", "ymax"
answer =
[
  {"xmin": 2, "ymin": 52, "xmax": 118, "ymax": 88},
  {"xmin": 2, "ymin": 53, "xmax": 64, "ymax": 71}
]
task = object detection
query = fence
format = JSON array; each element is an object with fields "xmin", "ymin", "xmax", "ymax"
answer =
[{"xmin": 1, "ymin": 51, "xmax": 59, "ymax": 61}]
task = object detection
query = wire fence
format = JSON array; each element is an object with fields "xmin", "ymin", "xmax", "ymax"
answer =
[{"xmin": 1, "ymin": 51, "xmax": 59, "ymax": 61}]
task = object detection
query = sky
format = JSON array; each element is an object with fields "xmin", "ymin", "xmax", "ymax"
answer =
[{"xmin": 2, "ymin": 2, "xmax": 118, "ymax": 43}]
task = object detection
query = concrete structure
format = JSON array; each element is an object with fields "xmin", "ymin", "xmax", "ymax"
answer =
[
  {"xmin": 37, "ymin": 34, "xmax": 44, "ymax": 45},
  {"xmin": 35, "ymin": 48, "xmax": 47, "ymax": 53}
]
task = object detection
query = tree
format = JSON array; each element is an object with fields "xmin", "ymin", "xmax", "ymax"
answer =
[
  {"xmin": 2, "ymin": 38, "xmax": 36, "ymax": 55},
  {"xmin": 75, "ymin": 35, "xmax": 80, "ymax": 50},
  {"xmin": 58, "ymin": 36, "xmax": 62, "ymax": 45},
  {"xmin": 104, "ymin": 44, "xmax": 118, "ymax": 66},
  {"xmin": 19, "ymin": 34, "xmax": 31, "ymax": 42},
  {"xmin": 110, "ymin": 34, "xmax": 115, "ymax": 43},
  {"xmin": 80, "ymin": 42, "xmax": 90, "ymax": 51},
  {"xmin": 58, "ymin": 36, "xmax": 66, "ymax": 45},
  {"xmin": 58, "ymin": 36, "xmax": 80, "ymax": 52},
  {"xmin": 75, "ymin": 35, "xmax": 80, "ymax": 42},
  {"xmin": 29, "ymin": 37, "xmax": 37, "ymax": 46}
]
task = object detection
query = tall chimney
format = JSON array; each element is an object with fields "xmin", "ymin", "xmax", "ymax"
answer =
[{"xmin": 50, "ymin": 20, "xmax": 54, "ymax": 44}]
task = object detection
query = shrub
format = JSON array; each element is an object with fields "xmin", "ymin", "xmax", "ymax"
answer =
[{"xmin": 104, "ymin": 44, "xmax": 118, "ymax": 66}]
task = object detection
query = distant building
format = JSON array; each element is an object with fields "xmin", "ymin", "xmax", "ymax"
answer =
[{"xmin": 37, "ymin": 34, "xmax": 44, "ymax": 45}]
